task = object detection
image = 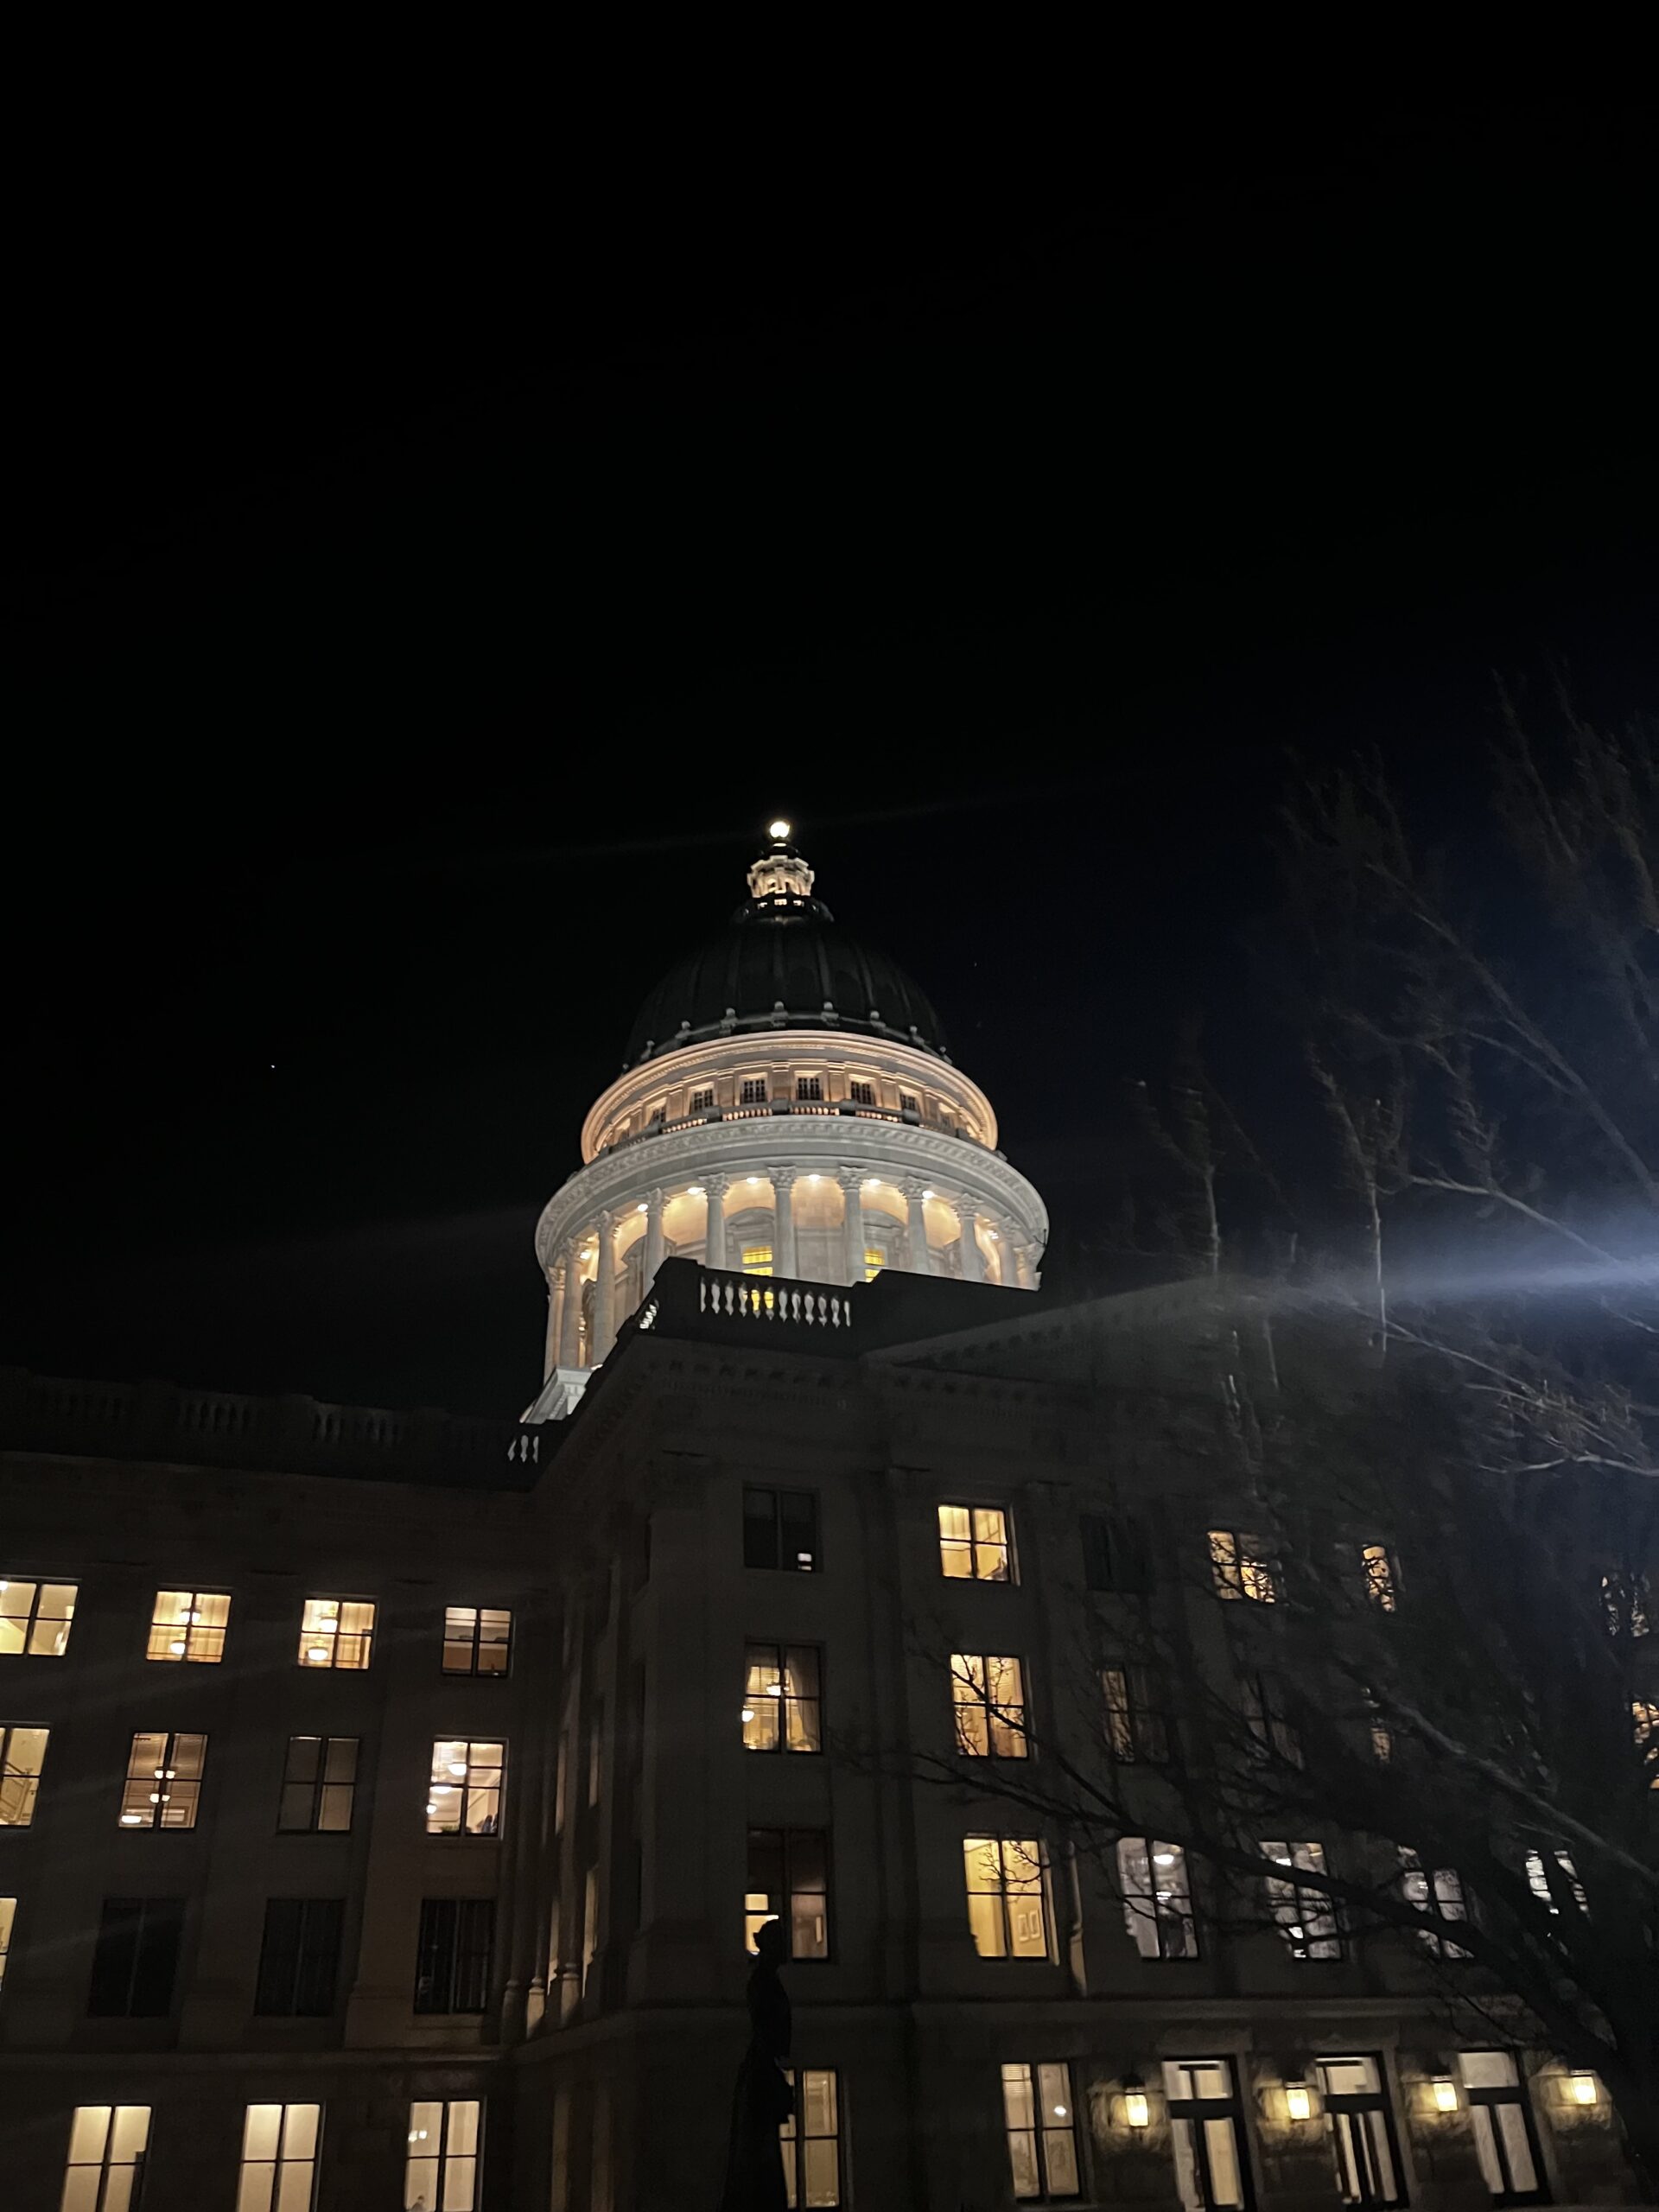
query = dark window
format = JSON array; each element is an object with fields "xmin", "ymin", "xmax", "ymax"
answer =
[
  {"xmin": 414, "ymin": 1897, "xmax": 495, "ymax": 2013},
  {"xmin": 795, "ymin": 1075, "xmax": 823, "ymax": 1101},
  {"xmin": 1103, "ymin": 1666, "xmax": 1170, "ymax": 1763},
  {"xmin": 692, "ymin": 1086, "xmax": 717, "ymax": 1110},
  {"xmin": 277, "ymin": 1735, "xmax": 359, "ymax": 1832},
  {"xmin": 255, "ymin": 1897, "xmax": 345, "ymax": 2016},
  {"xmin": 740, "ymin": 1078, "xmax": 767, "ymax": 1104},
  {"xmin": 743, "ymin": 1487, "xmax": 820, "ymax": 1573},
  {"xmin": 1081, "ymin": 1511, "xmax": 1151, "ymax": 1593},
  {"xmin": 899, "ymin": 1092, "xmax": 919, "ymax": 1115},
  {"xmin": 746, "ymin": 1828, "xmax": 830, "ymax": 1959},
  {"xmin": 849, "ymin": 1079, "xmax": 875, "ymax": 1106},
  {"xmin": 88, "ymin": 1896, "xmax": 184, "ymax": 2017}
]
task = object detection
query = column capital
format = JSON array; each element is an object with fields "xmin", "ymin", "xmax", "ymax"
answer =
[
  {"xmin": 899, "ymin": 1174, "xmax": 927, "ymax": 1201},
  {"xmin": 835, "ymin": 1165, "xmax": 864, "ymax": 1191},
  {"xmin": 702, "ymin": 1170, "xmax": 730, "ymax": 1196}
]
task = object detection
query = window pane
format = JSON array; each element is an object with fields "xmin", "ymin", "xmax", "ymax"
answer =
[
  {"xmin": 440, "ymin": 2157, "xmax": 478, "ymax": 2211},
  {"xmin": 801, "ymin": 2139, "xmax": 838, "ymax": 2208},
  {"xmin": 1042, "ymin": 2128, "xmax": 1080, "ymax": 2195},
  {"xmin": 1318, "ymin": 2056, "xmax": 1380, "ymax": 2096},
  {"xmin": 1459, "ymin": 2052, "xmax": 1519, "ymax": 2089},
  {"xmin": 1494, "ymin": 2104, "xmax": 1538, "ymax": 2195},
  {"xmin": 1203, "ymin": 2114, "xmax": 1247, "ymax": 2207},
  {"xmin": 244, "ymin": 2105, "xmax": 283, "ymax": 2160},
  {"xmin": 405, "ymin": 2160, "xmax": 440, "ymax": 2210},
  {"xmin": 67, "ymin": 2107, "xmax": 112, "ymax": 2163},
  {"xmin": 446, "ymin": 2102, "xmax": 480, "ymax": 2155}
]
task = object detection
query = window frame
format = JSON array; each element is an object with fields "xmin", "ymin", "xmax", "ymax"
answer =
[
  {"xmin": 1358, "ymin": 1544, "xmax": 1400, "ymax": 1611},
  {"xmin": 746, "ymin": 1826, "xmax": 831, "ymax": 1961},
  {"xmin": 414, "ymin": 1895, "xmax": 496, "ymax": 2014},
  {"xmin": 1458, "ymin": 2051, "xmax": 1548, "ymax": 2206},
  {"xmin": 0, "ymin": 1575, "xmax": 78, "ymax": 1658},
  {"xmin": 794, "ymin": 1072, "xmax": 823, "ymax": 1102},
  {"xmin": 1102, "ymin": 1664, "xmax": 1170, "ymax": 1764},
  {"xmin": 951, "ymin": 1652, "xmax": 1029, "ymax": 1758},
  {"xmin": 741, "ymin": 1643, "xmax": 823, "ymax": 1753},
  {"xmin": 1400, "ymin": 1851, "xmax": 1471, "ymax": 1958},
  {"xmin": 1314, "ymin": 2056, "xmax": 1407, "ymax": 2209},
  {"xmin": 1163, "ymin": 2058, "xmax": 1255, "ymax": 2212},
  {"xmin": 61, "ymin": 2105, "xmax": 152, "ymax": 2211},
  {"xmin": 1117, "ymin": 1836, "xmax": 1200, "ymax": 1960},
  {"xmin": 426, "ymin": 1738, "xmax": 506, "ymax": 1837},
  {"xmin": 296, "ymin": 1595, "xmax": 377, "ymax": 1670},
  {"xmin": 238, "ymin": 2101, "xmax": 321, "ymax": 2212},
  {"xmin": 848, "ymin": 1077, "xmax": 876, "ymax": 1107},
  {"xmin": 1002, "ymin": 2059, "xmax": 1084, "ymax": 2201},
  {"xmin": 118, "ymin": 1728, "xmax": 207, "ymax": 1830},
  {"xmin": 963, "ymin": 1835, "xmax": 1052, "ymax": 1961},
  {"xmin": 145, "ymin": 1587, "xmax": 230, "ymax": 1665},
  {"xmin": 441, "ymin": 1605, "xmax": 512, "ymax": 1678},
  {"xmin": 254, "ymin": 1896, "xmax": 345, "ymax": 2018},
  {"xmin": 742, "ymin": 1486, "xmax": 821, "ymax": 1573},
  {"xmin": 1209, "ymin": 1529, "xmax": 1281, "ymax": 1603},
  {"xmin": 276, "ymin": 1733, "xmax": 359, "ymax": 1834},
  {"xmin": 1261, "ymin": 1840, "xmax": 1344, "ymax": 1960},
  {"xmin": 938, "ymin": 1502, "xmax": 1015, "ymax": 1583},
  {"xmin": 739, "ymin": 1076, "xmax": 767, "ymax": 1105},
  {"xmin": 407, "ymin": 2098, "xmax": 483, "ymax": 2212},
  {"xmin": 0, "ymin": 1722, "xmax": 48, "ymax": 1827},
  {"xmin": 780, "ymin": 2069, "xmax": 842, "ymax": 2208}
]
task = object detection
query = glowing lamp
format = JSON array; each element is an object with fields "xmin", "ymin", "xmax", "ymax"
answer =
[
  {"xmin": 1285, "ymin": 2082, "xmax": 1313, "ymax": 2123},
  {"xmin": 922, "ymin": 1188, "xmax": 934, "ymax": 1199},
  {"xmin": 1431, "ymin": 2077, "xmax": 1459, "ymax": 2113},
  {"xmin": 307, "ymin": 1645, "xmax": 327, "ymax": 1663},
  {"xmin": 120, "ymin": 1812, "xmax": 142, "ymax": 1826},
  {"xmin": 448, "ymin": 1760, "xmax": 468, "ymax": 1777},
  {"xmin": 1120, "ymin": 2072, "xmax": 1151, "ymax": 2129},
  {"xmin": 168, "ymin": 1637, "xmax": 187, "ymax": 1656},
  {"xmin": 740, "ymin": 1707, "xmax": 754, "ymax": 1724},
  {"xmin": 769, "ymin": 819, "xmax": 791, "ymax": 841},
  {"xmin": 1566, "ymin": 2071, "xmax": 1599, "ymax": 2106}
]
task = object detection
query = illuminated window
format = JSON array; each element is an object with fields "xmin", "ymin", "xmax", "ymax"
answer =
[
  {"xmin": 1523, "ymin": 1847, "xmax": 1586, "ymax": 1915},
  {"xmin": 0, "ymin": 1577, "xmax": 77, "ymax": 1657},
  {"xmin": 1635, "ymin": 1700, "xmax": 1659, "ymax": 1785},
  {"xmin": 795, "ymin": 1074, "xmax": 823, "ymax": 1101},
  {"xmin": 0, "ymin": 1896, "xmax": 14, "ymax": 1992},
  {"xmin": 238, "ymin": 2103, "xmax": 321, "ymax": 2212},
  {"xmin": 1239, "ymin": 1673, "xmax": 1301, "ymax": 1764},
  {"xmin": 414, "ymin": 1897, "xmax": 494, "ymax": 2012},
  {"xmin": 427, "ymin": 1739, "xmax": 505, "ymax": 1835},
  {"xmin": 849, "ymin": 1078, "xmax": 875, "ymax": 1106},
  {"xmin": 742, "ymin": 1644, "xmax": 822, "ymax": 1751},
  {"xmin": 407, "ymin": 2100, "xmax": 482, "ymax": 2211},
  {"xmin": 1601, "ymin": 1570, "xmax": 1652, "ymax": 1637},
  {"xmin": 278, "ymin": 1734, "xmax": 358, "ymax": 1832},
  {"xmin": 781, "ymin": 2069, "xmax": 842, "ymax": 2208},
  {"xmin": 60, "ymin": 2107, "xmax": 150, "ymax": 2212},
  {"xmin": 1116, "ymin": 1838, "xmax": 1198, "ymax": 1959},
  {"xmin": 1003, "ymin": 2062, "xmax": 1081, "ymax": 2200},
  {"xmin": 1316, "ymin": 2056, "xmax": 1404, "ymax": 2209},
  {"xmin": 1359, "ymin": 1545, "xmax": 1399, "ymax": 1611},
  {"xmin": 1458, "ymin": 2053, "xmax": 1544, "ymax": 2202},
  {"xmin": 747, "ymin": 1828, "xmax": 830, "ymax": 1959},
  {"xmin": 1262, "ymin": 1841, "xmax": 1343, "ymax": 1958},
  {"xmin": 1400, "ymin": 1851, "xmax": 1470, "ymax": 1957},
  {"xmin": 442, "ymin": 1605, "xmax": 512, "ymax": 1676},
  {"xmin": 87, "ymin": 1897, "xmax": 183, "ymax": 2015},
  {"xmin": 297, "ymin": 1596, "xmax": 375, "ymax": 1669},
  {"xmin": 951, "ymin": 1654, "xmax": 1028, "ymax": 1758},
  {"xmin": 862, "ymin": 1245, "xmax": 886, "ymax": 1282},
  {"xmin": 255, "ymin": 1897, "xmax": 343, "ymax": 2016},
  {"xmin": 1163, "ymin": 2061, "xmax": 1249, "ymax": 2211},
  {"xmin": 740, "ymin": 1077, "xmax": 767, "ymax": 1104},
  {"xmin": 118, "ymin": 1730, "xmax": 205, "ymax": 1829},
  {"xmin": 146, "ymin": 1588, "xmax": 230, "ymax": 1663},
  {"xmin": 1102, "ymin": 1667, "xmax": 1169, "ymax": 1763},
  {"xmin": 938, "ymin": 1503, "xmax": 1013, "ymax": 1581},
  {"xmin": 741, "ymin": 1244, "xmax": 775, "ymax": 1277},
  {"xmin": 691, "ymin": 1086, "xmax": 716, "ymax": 1110},
  {"xmin": 1208, "ymin": 1529, "xmax": 1280, "ymax": 1603},
  {"xmin": 1, "ymin": 1724, "xmax": 48, "ymax": 1825},
  {"xmin": 963, "ymin": 1837, "xmax": 1050, "ymax": 1959},
  {"xmin": 744, "ymin": 1487, "xmax": 819, "ymax": 1572}
]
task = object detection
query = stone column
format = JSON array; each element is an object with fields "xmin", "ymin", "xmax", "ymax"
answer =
[
  {"xmin": 902, "ymin": 1179, "xmax": 932, "ymax": 1277},
  {"xmin": 557, "ymin": 1249, "xmax": 584, "ymax": 1368},
  {"xmin": 773, "ymin": 1172, "xmax": 798, "ymax": 1278},
  {"xmin": 543, "ymin": 1268, "xmax": 563, "ymax": 1381},
  {"xmin": 593, "ymin": 1211, "xmax": 619, "ymax": 1361},
  {"xmin": 643, "ymin": 1189, "xmax": 666, "ymax": 1286},
  {"xmin": 704, "ymin": 1174, "xmax": 730, "ymax": 1270},
  {"xmin": 957, "ymin": 1198, "xmax": 985, "ymax": 1282},
  {"xmin": 839, "ymin": 1170, "xmax": 867, "ymax": 1285}
]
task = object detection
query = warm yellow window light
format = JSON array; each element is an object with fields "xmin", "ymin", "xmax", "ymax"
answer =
[
  {"xmin": 1431, "ymin": 2077, "xmax": 1459, "ymax": 2112},
  {"xmin": 1566, "ymin": 2071, "xmax": 1599, "ymax": 2106},
  {"xmin": 1285, "ymin": 2082, "xmax": 1313, "ymax": 2122}
]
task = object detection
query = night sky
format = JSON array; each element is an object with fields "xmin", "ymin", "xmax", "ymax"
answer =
[{"xmin": 10, "ymin": 105, "xmax": 1656, "ymax": 1414}]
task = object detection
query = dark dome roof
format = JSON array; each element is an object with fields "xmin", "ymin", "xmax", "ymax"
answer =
[{"xmin": 621, "ymin": 866, "xmax": 948, "ymax": 1070}]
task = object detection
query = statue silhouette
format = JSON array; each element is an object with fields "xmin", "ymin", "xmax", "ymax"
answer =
[{"xmin": 719, "ymin": 1917, "xmax": 794, "ymax": 2209}]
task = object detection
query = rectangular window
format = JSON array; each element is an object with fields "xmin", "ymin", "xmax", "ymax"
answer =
[
  {"xmin": 146, "ymin": 1588, "xmax": 230, "ymax": 1663},
  {"xmin": 1400, "ymin": 1850, "xmax": 1470, "ymax": 1957},
  {"xmin": 862, "ymin": 1244, "xmax": 886, "ymax": 1283},
  {"xmin": 740, "ymin": 1077, "xmax": 767, "ymax": 1105},
  {"xmin": 1315, "ymin": 2056, "xmax": 1404, "ymax": 2208},
  {"xmin": 277, "ymin": 1735, "xmax": 358, "ymax": 1833},
  {"xmin": 0, "ymin": 1577, "xmax": 77, "ymax": 1657},
  {"xmin": 60, "ymin": 2107, "xmax": 151, "ymax": 2212},
  {"xmin": 1459, "ymin": 2052, "xmax": 1545, "ymax": 2203},
  {"xmin": 951, "ymin": 1654, "xmax": 1028, "ymax": 1758},
  {"xmin": 1523, "ymin": 1847, "xmax": 1586, "ymax": 1915},
  {"xmin": 963, "ymin": 1837, "xmax": 1050, "ymax": 1959},
  {"xmin": 254, "ymin": 1897, "xmax": 344, "ymax": 2016},
  {"xmin": 87, "ymin": 1896, "xmax": 184, "ymax": 2017},
  {"xmin": 743, "ymin": 1487, "xmax": 820, "ymax": 1573},
  {"xmin": 118, "ymin": 1729, "xmax": 206, "ymax": 1829},
  {"xmin": 1103, "ymin": 1666, "xmax": 1169, "ymax": 1763},
  {"xmin": 747, "ymin": 1828, "xmax": 830, "ymax": 1959},
  {"xmin": 238, "ymin": 2103, "xmax": 321, "ymax": 2212},
  {"xmin": 1262, "ymin": 1841, "xmax": 1342, "ymax": 1958},
  {"xmin": 849, "ymin": 1078, "xmax": 875, "ymax": 1106},
  {"xmin": 1601, "ymin": 1569, "xmax": 1652, "ymax": 1637},
  {"xmin": 742, "ymin": 1243, "xmax": 775, "ymax": 1277},
  {"xmin": 406, "ymin": 2100, "xmax": 482, "ymax": 2212},
  {"xmin": 781, "ymin": 2069, "xmax": 841, "ymax": 2209},
  {"xmin": 899, "ymin": 1091, "xmax": 919, "ymax": 1115},
  {"xmin": 1117, "ymin": 1838, "xmax": 1198, "ymax": 1960},
  {"xmin": 1239, "ymin": 1674, "xmax": 1301, "ymax": 1764},
  {"xmin": 1209, "ymin": 1529, "xmax": 1280, "ymax": 1602},
  {"xmin": 427, "ymin": 1740, "xmax": 505, "ymax": 1836},
  {"xmin": 1359, "ymin": 1545, "xmax": 1399, "ymax": 1611},
  {"xmin": 0, "ymin": 1896, "xmax": 14, "ymax": 1992},
  {"xmin": 1081, "ymin": 1512, "xmax": 1150, "ymax": 1594},
  {"xmin": 0, "ymin": 1723, "xmax": 48, "ymax": 1826},
  {"xmin": 414, "ymin": 1897, "xmax": 495, "ymax": 2013},
  {"xmin": 1003, "ymin": 2061, "xmax": 1082, "ymax": 2200},
  {"xmin": 742, "ymin": 1644, "xmax": 823, "ymax": 1751},
  {"xmin": 938, "ymin": 1503, "xmax": 1013, "ymax": 1581},
  {"xmin": 795, "ymin": 1074, "xmax": 823, "ymax": 1101},
  {"xmin": 297, "ymin": 1596, "xmax": 375, "ymax": 1669},
  {"xmin": 1163, "ymin": 2060, "xmax": 1249, "ymax": 2212},
  {"xmin": 442, "ymin": 1605, "xmax": 512, "ymax": 1676},
  {"xmin": 693, "ymin": 1085, "xmax": 718, "ymax": 1110}
]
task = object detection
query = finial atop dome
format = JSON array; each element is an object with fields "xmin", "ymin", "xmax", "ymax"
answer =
[{"xmin": 747, "ymin": 818, "xmax": 816, "ymax": 904}]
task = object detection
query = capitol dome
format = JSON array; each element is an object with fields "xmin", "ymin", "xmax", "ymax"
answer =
[{"xmin": 528, "ymin": 823, "xmax": 1048, "ymax": 1410}]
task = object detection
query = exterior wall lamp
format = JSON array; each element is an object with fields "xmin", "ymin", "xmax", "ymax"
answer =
[
  {"xmin": 1564, "ymin": 2071, "xmax": 1599, "ymax": 2107},
  {"xmin": 1431, "ymin": 2077, "xmax": 1459, "ymax": 2113},
  {"xmin": 1118, "ymin": 2072, "xmax": 1151, "ymax": 2129},
  {"xmin": 1284, "ymin": 2080, "xmax": 1314, "ymax": 2123}
]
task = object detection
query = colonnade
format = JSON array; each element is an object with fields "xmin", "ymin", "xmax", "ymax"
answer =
[{"xmin": 543, "ymin": 1169, "xmax": 1035, "ymax": 1374}]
